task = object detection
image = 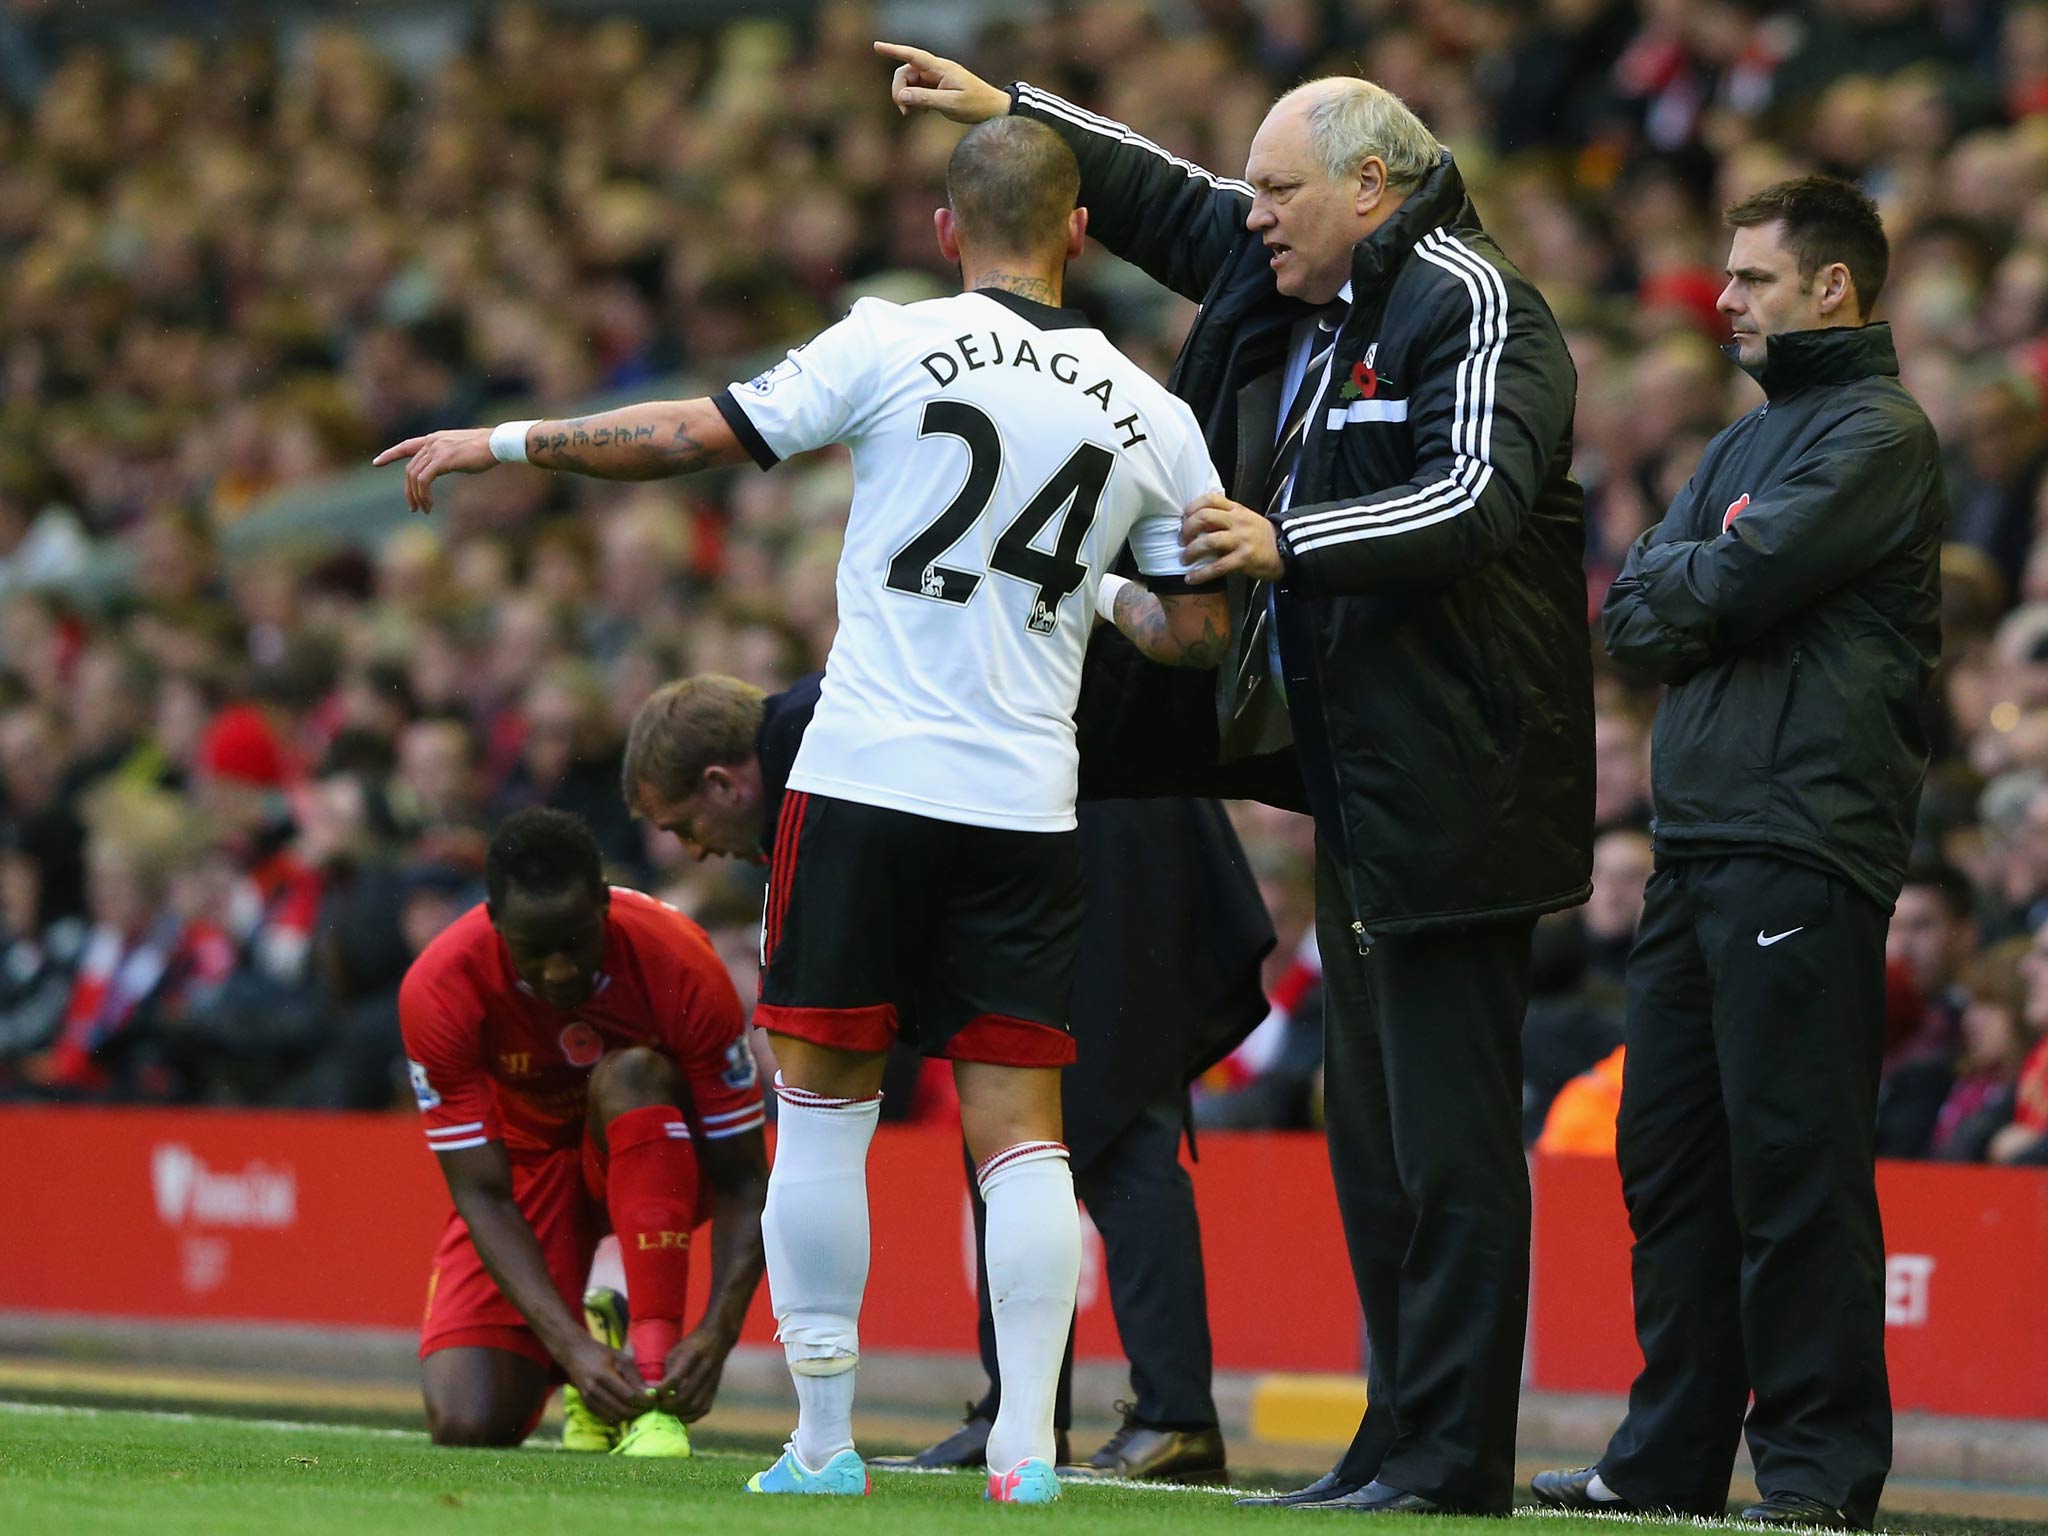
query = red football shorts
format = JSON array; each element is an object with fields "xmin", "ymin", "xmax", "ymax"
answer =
[{"xmin": 419, "ymin": 1130, "xmax": 716, "ymax": 1371}]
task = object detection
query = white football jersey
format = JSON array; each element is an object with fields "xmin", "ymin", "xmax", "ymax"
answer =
[{"xmin": 717, "ymin": 289, "xmax": 1220, "ymax": 832}]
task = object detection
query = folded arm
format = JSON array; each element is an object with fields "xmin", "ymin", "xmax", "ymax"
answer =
[{"xmin": 1605, "ymin": 407, "xmax": 1937, "ymax": 658}]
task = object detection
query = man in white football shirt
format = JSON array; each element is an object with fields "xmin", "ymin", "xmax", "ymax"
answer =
[{"xmin": 375, "ymin": 117, "xmax": 1230, "ymax": 1505}]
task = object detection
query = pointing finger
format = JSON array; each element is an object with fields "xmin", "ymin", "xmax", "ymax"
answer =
[{"xmin": 873, "ymin": 40, "xmax": 939, "ymax": 69}]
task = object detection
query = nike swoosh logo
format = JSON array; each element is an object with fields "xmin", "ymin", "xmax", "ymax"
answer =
[{"xmin": 1757, "ymin": 927, "xmax": 1804, "ymax": 947}]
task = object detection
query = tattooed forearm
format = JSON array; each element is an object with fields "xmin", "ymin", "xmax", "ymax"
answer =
[
  {"xmin": 1113, "ymin": 578, "xmax": 1171, "ymax": 655},
  {"xmin": 1176, "ymin": 610, "xmax": 1229, "ymax": 669},
  {"xmin": 1110, "ymin": 583, "xmax": 1230, "ymax": 668},
  {"xmin": 661, "ymin": 420, "xmax": 715, "ymax": 474},
  {"xmin": 974, "ymin": 270, "xmax": 1062, "ymax": 306},
  {"xmin": 523, "ymin": 403, "xmax": 742, "ymax": 480}
]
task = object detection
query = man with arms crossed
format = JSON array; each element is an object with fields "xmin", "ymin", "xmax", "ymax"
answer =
[
  {"xmin": 404, "ymin": 807, "xmax": 768, "ymax": 1456},
  {"xmin": 377, "ymin": 118, "xmax": 1231, "ymax": 1503},
  {"xmin": 1537, "ymin": 178, "xmax": 1944, "ymax": 1530}
]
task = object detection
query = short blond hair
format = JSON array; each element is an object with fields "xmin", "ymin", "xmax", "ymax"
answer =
[
  {"xmin": 1282, "ymin": 78, "xmax": 1442, "ymax": 193},
  {"xmin": 622, "ymin": 675, "xmax": 766, "ymax": 804}
]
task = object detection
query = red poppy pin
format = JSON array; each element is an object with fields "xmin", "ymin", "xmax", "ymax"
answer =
[
  {"xmin": 559, "ymin": 1021, "xmax": 604, "ymax": 1067},
  {"xmin": 1340, "ymin": 359, "xmax": 1378, "ymax": 401}
]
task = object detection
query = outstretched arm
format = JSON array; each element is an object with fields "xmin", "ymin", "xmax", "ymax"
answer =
[
  {"xmin": 373, "ymin": 397, "xmax": 750, "ymax": 513},
  {"xmin": 1099, "ymin": 576, "xmax": 1231, "ymax": 668},
  {"xmin": 876, "ymin": 41, "xmax": 1249, "ymax": 301}
]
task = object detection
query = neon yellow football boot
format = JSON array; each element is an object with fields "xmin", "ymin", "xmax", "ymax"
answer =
[
  {"xmin": 561, "ymin": 1286, "xmax": 631, "ymax": 1452},
  {"xmin": 613, "ymin": 1407, "xmax": 693, "ymax": 1458}
]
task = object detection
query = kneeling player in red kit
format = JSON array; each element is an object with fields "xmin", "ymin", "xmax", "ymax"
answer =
[{"xmin": 402, "ymin": 807, "xmax": 767, "ymax": 1454}]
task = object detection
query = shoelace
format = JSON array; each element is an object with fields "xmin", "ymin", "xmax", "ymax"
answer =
[{"xmin": 1098, "ymin": 1400, "xmax": 1140, "ymax": 1458}]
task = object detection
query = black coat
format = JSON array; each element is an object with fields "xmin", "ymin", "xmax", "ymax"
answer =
[
  {"xmin": 755, "ymin": 677, "xmax": 1273, "ymax": 1166},
  {"xmin": 1016, "ymin": 84, "xmax": 1594, "ymax": 939},
  {"xmin": 1602, "ymin": 323, "xmax": 1944, "ymax": 908}
]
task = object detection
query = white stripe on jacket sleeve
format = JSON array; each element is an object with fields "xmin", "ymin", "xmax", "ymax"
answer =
[{"xmin": 1282, "ymin": 230, "xmax": 1508, "ymax": 554}]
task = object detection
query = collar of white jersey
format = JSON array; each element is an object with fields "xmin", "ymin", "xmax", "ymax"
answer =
[{"xmin": 971, "ymin": 286, "xmax": 1093, "ymax": 331}]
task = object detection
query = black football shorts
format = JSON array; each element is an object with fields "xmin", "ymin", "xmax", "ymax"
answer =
[{"xmin": 754, "ymin": 791, "xmax": 1083, "ymax": 1067}]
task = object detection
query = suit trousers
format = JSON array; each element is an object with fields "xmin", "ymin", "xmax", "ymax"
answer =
[
  {"xmin": 968, "ymin": 1095, "xmax": 1220, "ymax": 1431},
  {"xmin": 1316, "ymin": 843, "xmax": 1535, "ymax": 1513},
  {"xmin": 1598, "ymin": 855, "xmax": 1892, "ymax": 1528}
]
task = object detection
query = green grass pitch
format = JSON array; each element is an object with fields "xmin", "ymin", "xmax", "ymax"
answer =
[{"xmin": 0, "ymin": 1402, "xmax": 2035, "ymax": 1536}]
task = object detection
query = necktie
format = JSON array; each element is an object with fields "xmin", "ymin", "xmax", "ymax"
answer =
[
  {"xmin": 1264, "ymin": 310, "xmax": 1344, "ymax": 519},
  {"xmin": 1234, "ymin": 305, "xmax": 1343, "ymax": 714}
]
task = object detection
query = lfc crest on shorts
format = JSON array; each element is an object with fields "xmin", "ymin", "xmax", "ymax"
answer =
[{"xmin": 559, "ymin": 1022, "xmax": 604, "ymax": 1067}]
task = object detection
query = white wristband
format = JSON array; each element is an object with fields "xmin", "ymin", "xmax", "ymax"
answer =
[
  {"xmin": 1096, "ymin": 573, "xmax": 1132, "ymax": 625},
  {"xmin": 489, "ymin": 420, "xmax": 539, "ymax": 464}
]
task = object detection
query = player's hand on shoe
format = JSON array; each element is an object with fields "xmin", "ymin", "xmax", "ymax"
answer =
[
  {"xmin": 563, "ymin": 1334, "xmax": 653, "ymax": 1424},
  {"xmin": 372, "ymin": 427, "xmax": 497, "ymax": 514},
  {"xmin": 873, "ymin": 41, "xmax": 1009, "ymax": 122},
  {"xmin": 655, "ymin": 1320, "xmax": 737, "ymax": 1424},
  {"xmin": 1182, "ymin": 492, "xmax": 1284, "ymax": 583}
]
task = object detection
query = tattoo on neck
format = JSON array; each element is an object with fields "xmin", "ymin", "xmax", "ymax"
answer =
[{"xmin": 974, "ymin": 271, "xmax": 1062, "ymax": 306}]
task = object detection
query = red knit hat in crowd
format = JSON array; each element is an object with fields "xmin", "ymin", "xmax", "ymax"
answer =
[{"xmin": 196, "ymin": 703, "xmax": 293, "ymax": 788}]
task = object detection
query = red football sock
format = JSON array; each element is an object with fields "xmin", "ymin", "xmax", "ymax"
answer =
[{"xmin": 605, "ymin": 1104, "xmax": 700, "ymax": 1389}]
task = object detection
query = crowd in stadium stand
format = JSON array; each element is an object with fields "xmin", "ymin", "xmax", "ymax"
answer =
[{"xmin": 0, "ymin": 0, "xmax": 2046, "ymax": 1164}]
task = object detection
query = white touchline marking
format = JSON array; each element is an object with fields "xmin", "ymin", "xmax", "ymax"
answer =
[
  {"xmin": 0, "ymin": 1400, "xmax": 773, "ymax": 1457},
  {"xmin": 874, "ymin": 1463, "xmax": 1263, "ymax": 1497},
  {"xmin": 1524, "ymin": 1508, "xmax": 1905, "ymax": 1534},
  {"xmin": 0, "ymin": 1400, "xmax": 425, "ymax": 1440}
]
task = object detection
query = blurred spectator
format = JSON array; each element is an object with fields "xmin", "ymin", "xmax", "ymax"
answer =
[
  {"xmin": 0, "ymin": 701, "xmax": 84, "ymax": 921},
  {"xmin": 1521, "ymin": 912, "xmax": 1626, "ymax": 1146},
  {"xmin": 1926, "ymin": 935, "xmax": 2035, "ymax": 1159},
  {"xmin": 1536, "ymin": 1043, "xmax": 1627, "ymax": 1157},
  {"xmin": 1592, "ymin": 699, "xmax": 1653, "ymax": 831},
  {"xmin": 488, "ymin": 660, "xmax": 640, "ymax": 873},
  {"xmin": 1583, "ymin": 824, "xmax": 1654, "ymax": 984},
  {"xmin": 1878, "ymin": 860, "xmax": 1982, "ymax": 1154},
  {"xmin": 0, "ymin": 837, "xmax": 83, "ymax": 1064},
  {"xmin": 12, "ymin": 783, "xmax": 221, "ymax": 1098},
  {"xmin": 1948, "ymin": 370, "xmax": 2048, "ymax": 594}
]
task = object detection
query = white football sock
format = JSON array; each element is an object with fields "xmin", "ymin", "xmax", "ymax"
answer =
[
  {"xmin": 978, "ymin": 1140, "xmax": 1080, "ymax": 1474},
  {"xmin": 1588, "ymin": 1472, "xmax": 1623, "ymax": 1503},
  {"xmin": 763, "ymin": 1074, "xmax": 880, "ymax": 1468}
]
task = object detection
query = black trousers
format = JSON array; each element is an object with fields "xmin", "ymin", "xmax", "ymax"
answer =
[
  {"xmin": 1317, "ymin": 844, "xmax": 1534, "ymax": 1514},
  {"xmin": 1598, "ymin": 855, "xmax": 1892, "ymax": 1528},
  {"xmin": 968, "ymin": 1097, "xmax": 1219, "ymax": 1432}
]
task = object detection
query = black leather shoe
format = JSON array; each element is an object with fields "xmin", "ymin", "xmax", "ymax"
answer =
[
  {"xmin": 1235, "ymin": 1471, "xmax": 1363, "ymax": 1508},
  {"xmin": 1532, "ymin": 1467, "xmax": 1639, "ymax": 1513},
  {"xmin": 1302, "ymin": 1479, "xmax": 1441, "ymax": 1514},
  {"xmin": 868, "ymin": 1406, "xmax": 1072, "ymax": 1471},
  {"xmin": 1739, "ymin": 1492, "xmax": 1859, "ymax": 1529},
  {"xmin": 1059, "ymin": 1404, "xmax": 1227, "ymax": 1484}
]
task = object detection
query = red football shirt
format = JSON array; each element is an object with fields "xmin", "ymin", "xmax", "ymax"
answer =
[{"xmin": 400, "ymin": 887, "xmax": 764, "ymax": 1157}]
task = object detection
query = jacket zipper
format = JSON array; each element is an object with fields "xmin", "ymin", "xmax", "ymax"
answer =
[{"xmin": 1351, "ymin": 920, "xmax": 1374, "ymax": 957}]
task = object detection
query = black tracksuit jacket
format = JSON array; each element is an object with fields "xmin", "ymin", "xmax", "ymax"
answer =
[
  {"xmin": 1014, "ymin": 83, "xmax": 1594, "ymax": 940},
  {"xmin": 1602, "ymin": 322, "xmax": 1944, "ymax": 908}
]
